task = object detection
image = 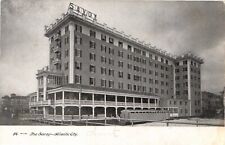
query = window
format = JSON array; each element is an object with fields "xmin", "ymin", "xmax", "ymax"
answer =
[
  {"xmin": 101, "ymin": 34, "xmax": 106, "ymax": 41},
  {"xmin": 149, "ymin": 61, "xmax": 153, "ymax": 66},
  {"xmin": 127, "ymin": 54, "xmax": 132, "ymax": 60},
  {"xmin": 65, "ymin": 25, "xmax": 69, "ymax": 33},
  {"xmin": 161, "ymin": 58, "xmax": 164, "ymax": 63},
  {"xmin": 149, "ymin": 78, "xmax": 153, "ymax": 84},
  {"xmin": 89, "ymin": 77, "xmax": 95, "ymax": 86},
  {"xmin": 149, "ymin": 87, "xmax": 153, "ymax": 93},
  {"xmin": 175, "ymin": 76, "xmax": 180, "ymax": 80},
  {"xmin": 108, "ymin": 58, "xmax": 114, "ymax": 65},
  {"xmin": 142, "ymin": 51, "xmax": 146, "ymax": 56},
  {"xmin": 75, "ymin": 24, "xmax": 82, "ymax": 33},
  {"xmin": 109, "ymin": 80, "xmax": 114, "ymax": 88},
  {"xmin": 101, "ymin": 79, "xmax": 107, "ymax": 87},
  {"xmin": 118, "ymin": 51, "xmax": 123, "ymax": 57},
  {"xmin": 128, "ymin": 45, "xmax": 132, "ymax": 51},
  {"xmin": 90, "ymin": 65, "xmax": 96, "ymax": 73},
  {"xmin": 75, "ymin": 75, "xmax": 82, "ymax": 84},
  {"xmin": 155, "ymin": 71, "xmax": 158, "ymax": 76},
  {"xmin": 89, "ymin": 53, "xmax": 96, "ymax": 61},
  {"xmin": 118, "ymin": 41, "xmax": 123, "ymax": 47},
  {"xmin": 127, "ymin": 64, "xmax": 132, "ymax": 69},
  {"xmin": 75, "ymin": 61, "xmax": 82, "ymax": 70},
  {"xmin": 75, "ymin": 35, "xmax": 82, "ymax": 45},
  {"xmin": 165, "ymin": 67, "xmax": 168, "ymax": 71},
  {"xmin": 109, "ymin": 69, "xmax": 114, "ymax": 76},
  {"xmin": 64, "ymin": 36, "xmax": 69, "ymax": 45},
  {"xmin": 118, "ymin": 82, "xmax": 123, "ymax": 89},
  {"xmin": 161, "ymin": 89, "xmax": 164, "ymax": 94},
  {"xmin": 127, "ymin": 73, "xmax": 131, "ymax": 80},
  {"xmin": 183, "ymin": 75, "xmax": 188, "ymax": 79},
  {"xmin": 109, "ymin": 47, "xmax": 114, "ymax": 55},
  {"xmin": 175, "ymin": 69, "xmax": 179, "ymax": 73},
  {"xmin": 161, "ymin": 73, "xmax": 164, "ymax": 78},
  {"xmin": 75, "ymin": 49, "xmax": 82, "ymax": 57},
  {"xmin": 161, "ymin": 81, "xmax": 164, "ymax": 86},
  {"xmin": 155, "ymin": 80, "xmax": 158, "ymax": 85},
  {"xmin": 127, "ymin": 84, "xmax": 132, "ymax": 90},
  {"xmin": 149, "ymin": 70, "xmax": 152, "ymax": 75},
  {"xmin": 90, "ymin": 41, "xmax": 96, "ymax": 49},
  {"xmin": 101, "ymin": 67, "xmax": 107, "ymax": 75},
  {"xmin": 155, "ymin": 88, "xmax": 159, "ymax": 94},
  {"xmin": 183, "ymin": 67, "xmax": 187, "ymax": 71},
  {"xmin": 118, "ymin": 71, "xmax": 123, "ymax": 78},
  {"xmin": 118, "ymin": 61, "xmax": 124, "ymax": 67},
  {"xmin": 155, "ymin": 64, "xmax": 158, "ymax": 68},
  {"xmin": 109, "ymin": 37, "xmax": 114, "ymax": 44},
  {"xmin": 65, "ymin": 49, "xmax": 69, "ymax": 57},
  {"xmin": 155, "ymin": 55, "xmax": 158, "ymax": 61},
  {"xmin": 174, "ymin": 101, "xmax": 177, "ymax": 105},
  {"xmin": 101, "ymin": 45, "xmax": 107, "ymax": 52},
  {"xmin": 101, "ymin": 56, "xmax": 107, "ymax": 63},
  {"xmin": 90, "ymin": 30, "xmax": 96, "ymax": 37},
  {"xmin": 183, "ymin": 90, "xmax": 188, "ymax": 95},
  {"xmin": 65, "ymin": 62, "xmax": 69, "ymax": 70},
  {"xmin": 166, "ymin": 60, "xmax": 168, "ymax": 64},
  {"xmin": 183, "ymin": 60, "xmax": 187, "ymax": 65},
  {"xmin": 176, "ymin": 91, "xmax": 180, "ymax": 95},
  {"xmin": 143, "ymin": 77, "xmax": 146, "ymax": 82}
]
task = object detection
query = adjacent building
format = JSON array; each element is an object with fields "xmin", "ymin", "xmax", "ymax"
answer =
[
  {"xmin": 29, "ymin": 3, "xmax": 203, "ymax": 121},
  {"xmin": 1, "ymin": 94, "xmax": 29, "ymax": 118},
  {"xmin": 202, "ymin": 91, "xmax": 224, "ymax": 118}
]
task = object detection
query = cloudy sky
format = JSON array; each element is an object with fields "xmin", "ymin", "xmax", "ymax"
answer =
[{"xmin": 0, "ymin": 0, "xmax": 225, "ymax": 96}]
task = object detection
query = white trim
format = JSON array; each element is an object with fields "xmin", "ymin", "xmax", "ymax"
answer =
[{"xmin": 69, "ymin": 23, "xmax": 75, "ymax": 84}]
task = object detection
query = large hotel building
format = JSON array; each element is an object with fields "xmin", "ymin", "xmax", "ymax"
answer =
[{"xmin": 29, "ymin": 3, "xmax": 203, "ymax": 121}]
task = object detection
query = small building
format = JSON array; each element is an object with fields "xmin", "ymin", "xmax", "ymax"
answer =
[{"xmin": 202, "ymin": 91, "xmax": 224, "ymax": 118}]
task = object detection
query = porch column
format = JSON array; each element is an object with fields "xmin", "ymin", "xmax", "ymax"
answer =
[
  {"xmin": 125, "ymin": 96, "xmax": 127, "ymax": 109},
  {"xmin": 133, "ymin": 97, "xmax": 135, "ymax": 109},
  {"xmin": 37, "ymin": 78, "xmax": 39, "ymax": 102},
  {"xmin": 148, "ymin": 98, "xmax": 150, "ymax": 108},
  {"xmin": 79, "ymin": 92, "xmax": 81, "ymax": 120},
  {"xmin": 92, "ymin": 93, "xmax": 95, "ymax": 118},
  {"xmin": 43, "ymin": 75, "xmax": 47, "ymax": 101},
  {"xmin": 141, "ymin": 98, "xmax": 143, "ymax": 109},
  {"xmin": 54, "ymin": 93, "xmax": 56, "ymax": 120},
  {"xmin": 62, "ymin": 106, "xmax": 64, "ymax": 121},
  {"xmin": 43, "ymin": 107, "xmax": 46, "ymax": 119},
  {"xmin": 104, "ymin": 94, "xmax": 106, "ymax": 118}
]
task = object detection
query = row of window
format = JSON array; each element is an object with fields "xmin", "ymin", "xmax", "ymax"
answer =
[
  {"xmin": 73, "ymin": 26, "xmax": 171, "ymax": 64},
  {"xmin": 175, "ymin": 75, "xmax": 200, "ymax": 81},
  {"xmin": 74, "ymin": 75, "xmax": 169, "ymax": 94},
  {"xmin": 74, "ymin": 62, "xmax": 170, "ymax": 81},
  {"xmin": 169, "ymin": 100, "xmax": 188, "ymax": 106}
]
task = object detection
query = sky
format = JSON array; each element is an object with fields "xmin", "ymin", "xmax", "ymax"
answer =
[{"xmin": 0, "ymin": 0, "xmax": 225, "ymax": 97}]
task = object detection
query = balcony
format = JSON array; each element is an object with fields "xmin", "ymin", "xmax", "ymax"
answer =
[
  {"xmin": 54, "ymin": 34, "xmax": 61, "ymax": 41},
  {"xmin": 29, "ymin": 100, "xmax": 52, "ymax": 107},
  {"xmin": 106, "ymin": 101, "xmax": 116, "ymax": 106},
  {"xmin": 54, "ymin": 46, "xmax": 61, "ymax": 53},
  {"xmin": 142, "ymin": 103, "xmax": 149, "ymax": 108},
  {"xmin": 117, "ymin": 102, "xmax": 125, "ymax": 106},
  {"xmin": 134, "ymin": 103, "xmax": 142, "ymax": 107},
  {"xmin": 53, "ymin": 58, "xmax": 61, "ymax": 64},
  {"xmin": 80, "ymin": 100, "xmax": 93, "ymax": 105},
  {"xmin": 126, "ymin": 102, "xmax": 134, "ymax": 107},
  {"xmin": 94, "ymin": 101, "xmax": 105, "ymax": 105}
]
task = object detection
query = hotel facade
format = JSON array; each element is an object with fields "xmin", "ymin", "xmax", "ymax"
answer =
[{"xmin": 29, "ymin": 3, "xmax": 203, "ymax": 121}]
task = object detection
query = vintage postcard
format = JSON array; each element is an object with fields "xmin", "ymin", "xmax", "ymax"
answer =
[{"xmin": 0, "ymin": 0, "xmax": 224, "ymax": 145}]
